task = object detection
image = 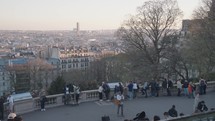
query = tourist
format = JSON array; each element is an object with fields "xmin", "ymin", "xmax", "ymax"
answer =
[
  {"xmin": 74, "ymin": 85, "xmax": 80, "ymax": 104},
  {"xmin": 64, "ymin": 85, "xmax": 70, "ymax": 105},
  {"xmin": 114, "ymin": 85, "xmax": 119, "ymax": 94},
  {"xmin": 149, "ymin": 80, "xmax": 156, "ymax": 97},
  {"xmin": 133, "ymin": 82, "xmax": 138, "ymax": 98},
  {"xmin": 7, "ymin": 113, "xmax": 16, "ymax": 121},
  {"xmin": 188, "ymin": 82, "xmax": 193, "ymax": 98},
  {"xmin": 168, "ymin": 105, "xmax": 178, "ymax": 117},
  {"xmin": 182, "ymin": 80, "xmax": 189, "ymax": 96},
  {"xmin": 155, "ymin": 81, "xmax": 160, "ymax": 97},
  {"xmin": 199, "ymin": 77, "xmax": 207, "ymax": 95},
  {"xmin": 0, "ymin": 96, "xmax": 4, "ymax": 121},
  {"xmin": 176, "ymin": 80, "xmax": 182, "ymax": 96},
  {"xmin": 119, "ymin": 82, "xmax": 124, "ymax": 95},
  {"xmin": 191, "ymin": 83, "xmax": 196, "ymax": 98},
  {"xmin": 102, "ymin": 82, "xmax": 110, "ymax": 101},
  {"xmin": 142, "ymin": 81, "xmax": 149, "ymax": 98},
  {"xmin": 40, "ymin": 94, "xmax": 47, "ymax": 111},
  {"xmin": 7, "ymin": 95, "xmax": 14, "ymax": 113},
  {"xmin": 197, "ymin": 101, "xmax": 208, "ymax": 112},
  {"xmin": 98, "ymin": 84, "xmax": 103, "ymax": 101},
  {"xmin": 162, "ymin": 79, "xmax": 167, "ymax": 95},
  {"xmin": 116, "ymin": 92, "xmax": 124, "ymax": 116},
  {"xmin": 167, "ymin": 79, "xmax": 173, "ymax": 96},
  {"xmin": 127, "ymin": 81, "xmax": 133, "ymax": 100}
]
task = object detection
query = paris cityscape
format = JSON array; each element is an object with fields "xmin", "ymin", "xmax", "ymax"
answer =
[{"xmin": 0, "ymin": 0, "xmax": 215, "ymax": 121}]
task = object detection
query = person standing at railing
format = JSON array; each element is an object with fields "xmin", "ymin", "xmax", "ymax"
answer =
[
  {"xmin": 0, "ymin": 96, "xmax": 4, "ymax": 121},
  {"xmin": 98, "ymin": 84, "xmax": 103, "ymax": 101},
  {"xmin": 199, "ymin": 77, "xmax": 207, "ymax": 95},
  {"xmin": 127, "ymin": 81, "xmax": 133, "ymax": 100},
  {"xmin": 182, "ymin": 80, "xmax": 189, "ymax": 97},
  {"xmin": 39, "ymin": 90, "xmax": 47, "ymax": 112},
  {"xmin": 133, "ymin": 82, "xmax": 138, "ymax": 99},
  {"xmin": 102, "ymin": 82, "xmax": 110, "ymax": 101},
  {"xmin": 74, "ymin": 85, "xmax": 80, "ymax": 105},
  {"xmin": 64, "ymin": 85, "xmax": 70, "ymax": 105},
  {"xmin": 176, "ymin": 80, "xmax": 182, "ymax": 96},
  {"xmin": 7, "ymin": 95, "xmax": 14, "ymax": 113}
]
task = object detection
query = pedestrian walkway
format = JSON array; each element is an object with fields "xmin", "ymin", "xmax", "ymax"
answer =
[{"xmin": 22, "ymin": 92, "xmax": 215, "ymax": 121}]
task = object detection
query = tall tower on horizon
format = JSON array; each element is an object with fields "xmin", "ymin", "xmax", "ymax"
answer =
[{"xmin": 77, "ymin": 22, "xmax": 80, "ymax": 32}]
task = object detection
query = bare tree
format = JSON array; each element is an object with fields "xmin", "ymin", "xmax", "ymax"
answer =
[
  {"xmin": 185, "ymin": 0, "xmax": 215, "ymax": 76},
  {"xmin": 27, "ymin": 58, "xmax": 53, "ymax": 91},
  {"xmin": 117, "ymin": 0, "xmax": 182, "ymax": 80}
]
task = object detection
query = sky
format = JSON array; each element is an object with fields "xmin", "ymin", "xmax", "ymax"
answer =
[{"xmin": 0, "ymin": 0, "xmax": 201, "ymax": 30}]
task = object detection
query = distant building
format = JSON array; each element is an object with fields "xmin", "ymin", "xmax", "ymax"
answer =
[
  {"xmin": 77, "ymin": 22, "xmax": 80, "ymax": 32},
  {"xmin": 0, "ymin": 58, "xmax": 30, "ymax": 95},
  {"xmin": 44, "ymin": 46, "xmax": 94, "ymax": 72}
]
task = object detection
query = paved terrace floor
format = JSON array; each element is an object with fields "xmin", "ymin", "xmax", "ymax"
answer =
[{"xmin": 23, "ymin": 91, "xmax": 215, "ymax": 121}]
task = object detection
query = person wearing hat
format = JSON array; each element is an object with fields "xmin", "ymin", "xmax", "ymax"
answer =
[{"xmin": 7, "ymin": 113, "xmax": 16, "ymax": 121}]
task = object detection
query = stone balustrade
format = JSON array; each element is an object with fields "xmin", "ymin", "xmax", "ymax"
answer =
[{"xmin": 3, "ymin": 81, "xmax": 215, "ymax": 118}]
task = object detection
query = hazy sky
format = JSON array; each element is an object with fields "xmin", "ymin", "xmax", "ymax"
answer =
[{"xmin": 0, "ymin": 0, "xmax": 201, "ymax": 30}]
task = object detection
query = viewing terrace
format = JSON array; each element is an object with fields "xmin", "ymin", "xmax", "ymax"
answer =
[{"xmin": 3, "ymin": 81, "xmax": 215, "ymax": 121}]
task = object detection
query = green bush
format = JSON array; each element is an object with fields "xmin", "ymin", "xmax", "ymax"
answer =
[{"xmin": 48, "ymin": 76, "xmax": 65, "ymax": 95}]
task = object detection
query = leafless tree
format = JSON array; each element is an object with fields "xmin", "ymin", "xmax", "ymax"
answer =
[
  {"xmin": 185, "ymin": 0, "xmax": 215, "ymax": 76},
  {"xmin": 117, "ymin": 0, "xmax": 182, "ymax": 80},
  {"xmin": 27, "ymin": 58, "xmax": 53, "ymax": 91}
]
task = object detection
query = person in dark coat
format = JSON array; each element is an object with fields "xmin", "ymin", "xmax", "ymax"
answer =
[
  {"xmin": 167, "ymin": 80, "xmax": 173, "ymax": 96},
  {"xmin": 102, "ymin": 82, "xmax": 110, "ymax": 101},
  {"xmin": 197, "ymin": 101, "xmax": 208, "ymax": 112},
  {"xmin": 40, "ymin": 95, "xmax": 47, "ymax": 111},
  {"xmin": 168, "ymin": 105, "xmax": 178, "ymax": 117},
  {"xmin": 0, "ymin": 96, "xmax": 4, "ymax": 121},
  {"xmin": 119, "ymin": 83, "xmax": 124, "ymax": 94}
]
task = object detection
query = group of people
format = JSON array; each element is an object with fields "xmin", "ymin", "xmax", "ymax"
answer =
[
  {"xmin": 98, "ymin": 82, "xmax": 111, "ymax": 101},
  {"xmin": 124, "ymin": 77, "xmax": 207, "ymax": 100},
  {"xmin": 63, "ymin": 84, "xmax": 81, "ymax": 105},
  {"xmin": 0, "ymin": 94, "xmax": 15, "ymax": 121},
  {"xmin": 124, "ymin": 100, "xmax": 210, "ymax": 121},
  {"xmin": 0, "ymin": 94, "xmax": 23, "ymax": 121},
  {"xmin": 98, "ymin": 77, "xmax": 210, "ymax": 120}
]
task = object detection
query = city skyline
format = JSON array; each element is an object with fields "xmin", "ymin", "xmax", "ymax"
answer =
[{"xmin": 0, "ymin": 0, "xmax": 201, "ymax": 30}]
